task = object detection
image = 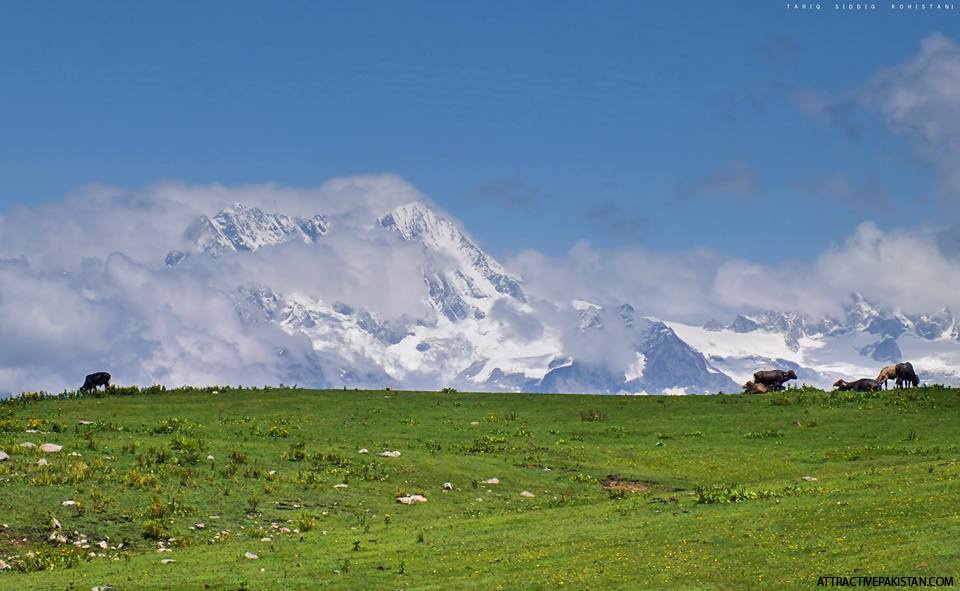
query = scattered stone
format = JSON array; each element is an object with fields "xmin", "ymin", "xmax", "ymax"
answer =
[
  {"xmin": 802, "ymin": 476, "xmax": 818, "ymax": 482},
  {"xmin": 358, "ymin": 448, "xmax": 369, "ymax": 454},
  {"xmin": 207, "ymin": 455, "xmax": 215, "ymax": 461},
  {"xmin": 520, "ymin": 491, "xmax": 536, "ymax": 498},
  {"xmin": 442, "ymin": 482, "xmax": 454, "ymax": 491},
  {"xmin": 481, "ymin": 478, "xmax": 500, "ymax": 485},
  {"xmin": 160, "ymin": 558, "xmax": 175, "ymax": 565},
  {"xmin": 68, "ymin": 452, "xmax": 82, "ymax": 457},
  {"xmin": 0, "ymin": 560, "xmax": 8, "ymax": 570},
  {"xmin": 91, "ymin": 586, "xmax": 115, "ymax": 591},
  {"xmin": 244, "ymin": 551, "xmax": 259, "ymax": 560},
  {"xmin": 194, "ymin": 523, "xmax": 205, "ymax": 529},
  {"xmin": 98, "ymin": 540, "xmax": 108, "ymax": 549},
  {"xmin": 379, "ymin": 450, "xmax": 401, "ymax": 457},
  {"xmin": 0, "ymin": 451, "xmax": 9, "ymax": 462},
  {"xmin": 37, "ymin": 458, "xmax": 49, "ymax": 466},
  {"xmin": 334, "ymin": 483, "xmax": 348, "ymax": 489},
  {"xmin": 61, "ymin": 500, "xmax": 76, "ymax": 506},
  {"xmin": 78, "ymin": 420, "xmax": 95, "ymax": 426},
  {"xmin": 41, "ymin": 443, "xmax": 63, "ymax": 453},
  {"xmin": 49, "ymin": 532, "xmax": 67, "ymax": 544},
  {"xmin": 396, "ymin": 494, "xmax": 428, "ymax": 505},
  {"xmin": 50, "ymin": 517, "xmax": 61, "ymax": 529},
  {"xmin": 470, "ymin": 421, "xmax": 480, "ymax": 426},
  {"xmin": 25, "ymin": 429, "xmax": 40, "ymax": 434},
  {"xmin": 20, "ymin": 442, "xmax": 36, "ymax": 449},
  {"xmin": 211, "ymin": 390, "xmax": 219, "ymax": 395},
  {"xmin": 260, "ymin": 537, "xmax": 272, "ymax": 542}
]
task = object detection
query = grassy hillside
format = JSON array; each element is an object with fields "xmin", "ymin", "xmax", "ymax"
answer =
[{"xmin": 0, "ymin": 386, "xmax": 957, "ymax": 590}]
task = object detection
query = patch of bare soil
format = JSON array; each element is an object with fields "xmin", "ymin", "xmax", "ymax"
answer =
[{"xmin": 601, "ymin": 475, "xmax": 653, "ymax": 492}]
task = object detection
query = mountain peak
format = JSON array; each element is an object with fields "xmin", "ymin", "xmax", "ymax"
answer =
[
  {"xmin": 378, "ymin": 202, "xmax": 526, "ymax": 313},
  {"xmin": 168, "ymin": 203, "xmax": 329, "ymax": 264}
]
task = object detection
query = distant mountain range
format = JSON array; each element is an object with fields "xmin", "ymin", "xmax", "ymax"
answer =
[{"xmin": 162, "ymin": 201, "xmax": 960, "ymax": 393}]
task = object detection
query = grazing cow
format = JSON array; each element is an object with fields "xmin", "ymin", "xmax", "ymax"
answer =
[
  {"xmin": 752, "ymin": 369, "xmax": 798, "ymax": 391},
  {"xmin": 742, "ymin": 381, "xmax": 769, "ymax": 395},
  {"xmin": 832, "ymin": 378, "xmax": 881, "ymax": 392},
  {"xmin": 875, "ymin": 365, "xmax": 898, "ymax": 390},
  {"xmin": 895, "ymin": 362, "xmax": 919, "ymax": 389},
  {"xmin": 80, "ymin": 372, "xmax": 111, "ymax": 392}
]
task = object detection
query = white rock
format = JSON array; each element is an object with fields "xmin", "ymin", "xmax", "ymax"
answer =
[
  {"xmin": 802, "ymin": 476, "xmax": 818, "ymax": 481},
  {"xmin": 207, "ymin": 455, "xmax": 215, "ymax": 461},
  {"xmin": 470, "ymin": 421, "xmax": 480, "ymax": 426},
  {"xmin": 68, "ymin": 452, "xmax": 82, "ymax": 457},
  {"xmin": 25, "ymin": 429, "xmax": 40, "ymax": 434},
  {"xmin": 78, "ymin": 420, "xmax": 94, "ymax": 426},
  {"xmin": 379, "ymin": 450, "xmax": 401, "ymax": 457},
  {"xmin": 98, "ymin": 540, "xmax": 108, "ymax": 549},
  {"xmin": 244, "ymin": 551, "xmax": 259, "ymax": 560},
  {"xmin": 358, "ymin": 448, "xmax": 369, "ymax": 454},
  {"xmin": 37, "ymin": 458, "xmax": 49, "ymax": 466},
  {"xmin": 41, "ymin": 443, "xmax": 63, "ymax": 453},
  {"xmin": 481, "ymin": 478, "xmax": 500, "ymax": 485},
  {"xmin": 49, "ymin": 532, "xmax": 67, "ymax": 544},
  {"xmin": 520, "ymin": 491, "xmax": 536, "ymax": 498},
  {"xmin": 20, "ymin": 442, "xmax": 36, "ymax": 449},
  {"xmin": 0, "ymin": 560, "xmax": 8, "ymax": 570},
  {"xmin": 396, "ymin": 494, "xmax": 428, "ymax": 505},
  {"xmin": 160, "ymin": 558, "xmax": 175, "ymax": 565},
  {"xmin": 194, "ymin": 523, "xmax": 205, "ymax": 529},
  {"xmin": 334, "ymin": 483, "xmax": 348, "ymax": 489},
  {"xmin": 62, "ymin": 500, "xmax": 76, "ymax": 506},
  {"xmin": 50, "ymin": 517, "xmax": 61, "ymax": 529},
  {"xmin": 442, "ymin": 482, "xmax": 454, "ymax": 491},
  {"xmin": 0, "ymin": 451, "xmax": 9, "ymax": 461}
]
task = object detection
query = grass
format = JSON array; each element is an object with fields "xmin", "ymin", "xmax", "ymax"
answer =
[{"xmin": 0, "ymin": 385, "xmax": 957, "ymax": 589}]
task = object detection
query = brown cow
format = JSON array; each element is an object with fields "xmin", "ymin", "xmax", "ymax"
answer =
[
  {"xmin": 752, "ymin": 369, "xmax": 797, "ymax": 391},
  {"xmin": 833, "ymin": 378, "xmax": 881, "ymax": 392},
  {"xmin": 875, "ymin": 365, "xmax": 897, "ymax": 390},
  {"xmin": 895, "ymin": 362, "xmax": 919, "ymax": 388},
  {"xmin": 742, "ymin": 381, "xmax": 769, "ymax": 395}
]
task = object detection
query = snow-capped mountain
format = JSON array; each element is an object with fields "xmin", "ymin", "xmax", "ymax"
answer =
[
  {"xmin": 156, "ymin": 201, "xmax": 960, "ymax": 394},
  {"xmin": 159, "ymin": 201, "xmax": 741, "ymax": 394}
]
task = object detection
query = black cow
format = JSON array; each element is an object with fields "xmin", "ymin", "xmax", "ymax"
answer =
[
  {"xmin": 80, "ymin": 372, "xmax": 111, "ymax": 392},
  {"xmin": 895, "ymin": 362, "xmax": 919, "ymax": 389},
  {"xmin": 752, "ymin": 369, "xmax": 798, "ymax": 391},
  {"xmin": 832, "ymin": 378, "xmax": 881, "ymax": 392}
]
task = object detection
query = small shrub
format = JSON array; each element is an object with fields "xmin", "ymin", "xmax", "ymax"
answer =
[{"xmin": 580, "ymin": 409, "xmax": 606, "ymax": 422}]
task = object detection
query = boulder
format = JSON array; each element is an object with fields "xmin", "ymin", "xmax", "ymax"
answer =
[
  {"xmin": 0, "ymin": 451, "xmax": 9, "ymax": 462},
  {"xmin": 244, "ymin": 551, "xmax": 259, "ymax": 560},
  {"xmin": 481, "ymin": 478, "xmax": 500, "ymax": 485},
  {"xmin": 396, "ymin": 494, "xmax": 428, "ymax": 505},
  {"xmin": 379, "ymin": 450, "xmax": 401, "ymax": 457},
  {"xmin": 41, "ymin": 443, "xmax": 63, "ymax": 453}
]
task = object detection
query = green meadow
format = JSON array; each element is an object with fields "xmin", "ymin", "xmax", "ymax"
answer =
[{"xmin": 0, "ymin": 386, "xmax": 957, "ymax": 590}]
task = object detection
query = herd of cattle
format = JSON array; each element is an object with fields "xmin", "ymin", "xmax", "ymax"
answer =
[
  {"xmin": 80, "ymin": 366, "xmax": 922, "ymax": 396},
  {"xmin": 742, "ymin": 362, "xmax": 920, "ymax": 394}
]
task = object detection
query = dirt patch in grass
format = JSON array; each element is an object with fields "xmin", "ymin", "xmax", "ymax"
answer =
[{"xmin": 601, "ymin": 475, "xmax": 653, "ymax": 492}]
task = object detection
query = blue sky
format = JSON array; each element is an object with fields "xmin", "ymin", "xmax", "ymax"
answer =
[{"xmin": 1, "ymin": 1, "xmax": 956, "ymax": 262}]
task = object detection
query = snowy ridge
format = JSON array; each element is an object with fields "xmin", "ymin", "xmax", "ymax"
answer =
[{"xmin": 166, "ymin": 203, "xmax": 329, "ymax": 265}]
